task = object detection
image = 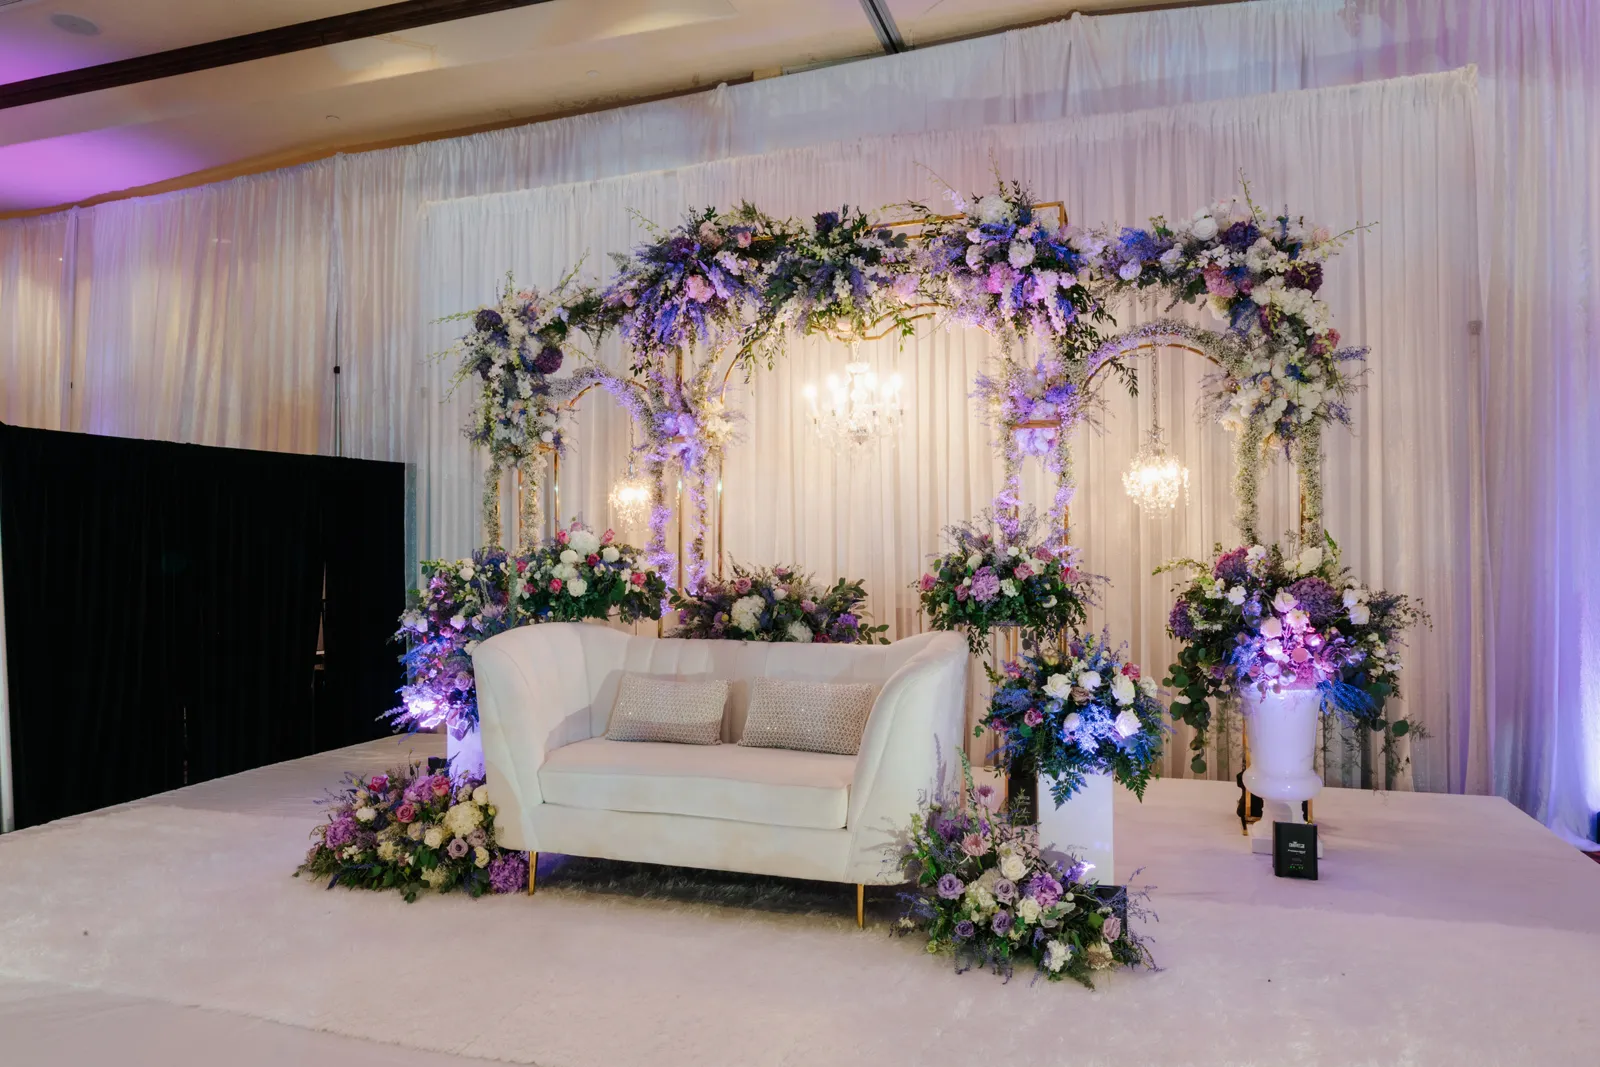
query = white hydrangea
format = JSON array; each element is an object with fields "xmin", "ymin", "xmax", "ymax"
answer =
[
  {"xmin": 1044, "ymin": 939, "xmax": 1072, "ymax": 973},
  {"xmin": 786, "ymin": 621, "xmax": 813, "ymax": 643},
  {"xmin": 730, "ymin": 595, "xmax": 765, "ymax": 633},
  {"xmin": 601, "ymin": 546, "xmax": 620, "ymax": 563},
  {"xmin": 442, "ymin": 802, "xmax": 483, "ymax": 839},
  {"xmin": 569, "ymin": 529, "xmax": 601, "ymax": 556}
]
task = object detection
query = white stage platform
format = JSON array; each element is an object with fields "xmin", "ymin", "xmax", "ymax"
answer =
[{"xmin": 2, "ymin": 734, "xmax": 1597, "ymax": 1066}]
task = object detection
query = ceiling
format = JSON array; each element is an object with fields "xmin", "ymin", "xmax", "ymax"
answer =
[{"xmin": 0, "ymin": 0, "xmax": 1178, "ymax": 215}]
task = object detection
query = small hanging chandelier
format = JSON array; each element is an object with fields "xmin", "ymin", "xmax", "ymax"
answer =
[
  {"xmin": 608, "ymin": 454, "xmax": 653, "ymax": 527},
  {"xmin": 1122, "ymin": 355, "xmax": 1189, "ymax": 516},
  {"xmin": 802, "ymin": 347, "xmax": 904, "ymax": 451}
]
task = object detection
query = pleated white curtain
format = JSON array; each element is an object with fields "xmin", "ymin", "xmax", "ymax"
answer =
[
  {"xmin": 0, "ymin": 0, "xmax": 1595, "ymax": 843},
  {"xmin": 417, "ymin": 70, "xmax": 1483, "ymax": 795}
]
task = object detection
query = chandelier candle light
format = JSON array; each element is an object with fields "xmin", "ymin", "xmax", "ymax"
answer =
[
  {"xmin": 803, "ymin": 346, "xmax": 904, "ymax": 451},
  {"xmin": 1122, "ymin": 355, "xmax": 1189, "ymax": 516}
]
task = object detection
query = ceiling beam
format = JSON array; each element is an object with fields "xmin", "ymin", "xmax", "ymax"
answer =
[
  {"xmin": 0, "ymin": 0, "xmax": 559, "ymax": 111},
  {"xmin": 857, "ymin": 0, "xmax": 907, "ymax": 55}
]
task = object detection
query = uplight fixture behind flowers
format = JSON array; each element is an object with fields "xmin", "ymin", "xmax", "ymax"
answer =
[
  {"xmin": 802, "ymin": 345, "xmax": 904, "ymax": 451},
  {"xmin": 1122, "ymin": 355, "xmax": 1189, "ymax": 516}
]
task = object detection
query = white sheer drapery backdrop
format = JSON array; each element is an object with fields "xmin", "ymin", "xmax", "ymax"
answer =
[
  {"xmin": 417, "ymin": 70, "xmax": 1482, "ymax": 795},
  {"xmin": 0, "ymin": 0, "xmax": 1595, "ymax": 843}
]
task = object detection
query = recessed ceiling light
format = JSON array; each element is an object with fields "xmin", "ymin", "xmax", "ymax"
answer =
[
  {"xmin": 49, "ymin": 13, "xmax": 100, "ymax": 36},
  {"xmin": 586, "ymin": 70, "xmax": 599, "ymax": 78},
  {"xmin": 325, "ymin": 114, "xmax": 341, "ymax": 122}
]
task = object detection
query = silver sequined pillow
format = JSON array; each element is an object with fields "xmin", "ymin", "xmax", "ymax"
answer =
[
  {"xmin": 739, "ymin": 678, "xmax": 878, "ymax": 756},
  {"xmin": 603, "ymin": 673, "xmax": 728, "ymax": 745}
]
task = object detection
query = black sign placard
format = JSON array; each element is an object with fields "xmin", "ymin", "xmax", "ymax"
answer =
[{"xmin": 1273, "ymin": 822, "xmax": 1319, "ymax": 879}]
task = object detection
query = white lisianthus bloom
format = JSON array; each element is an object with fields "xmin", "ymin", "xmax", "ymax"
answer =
[
  {"xmin": 1343, "ymin": 587, "xmax": 1365, "ymax": 608},
  {"xmin": 1110, "ymin": 674, "xmax": 1137, "ymax": 706},
  {"xmin": 559, "ymin": 549, "xmax": 579, "ymax": 565},
  {"xmin": 568, "ymin": 529, "xmax": 601, "ymax": 556},
  {"xmin": 620, "ymin": 568, "xmax": 632, "ymax": 583},
  {"xmin": 566, "ymin": 577, "xmax": 587, "ymax": 597},
  {"xmin": 1159, "ymin": 246, "xmax": 1185, "ymax": 270},
  {"xmin": 422, "ymin": 826, "xmax": 445, "ymax": 849},
  {"xmin": 1043, "ymin": 673, "xmax": 1074, "ymax": 701},
  {"xmin": 1139, "ymin": 677, "xmax": 1158, "ymax": 699},
  {"xmin": 1349, "ymin": 603, "xmax": 1371, "ymax": 626},
  {"xmin": 449, "ymin": 614, "xmax": 467, "ymax": 631},
  {"xmin": 1284, "ymin": 608, "xmax": 1310, "ymax": 631},
  {"xmin": 355, "ymin": 806, "xmax": 376, "ymax": 823},
  {"xmin": 1118, "ymin": 260, "xmax": 1142, "ymax": 281},
  {"xmin": 1273, "ymin": 589, "xmax": 1299, "ymax": 614},
  {"xmin": 1295, "ymin": 546, "xmax": 1324, "ymax": 574},
  {"xmin": 966, "ymin": 552, "xmax": 984, "ymax": 571},
  {"xmin": 1077, "ymin": 670, "xmax": 1103, "ymax": 691},
  {"xmin": 786, "ymin": 621, "xmax": 813, "ymax": 643},
  {"xmin": 1044, "ymin": 940, "xmax": 1071, "ymax": 973},
  {"xmin": 1016, "ymin": 895, "xmax": 1042, "ymax": 924},
  {"xmin": 1008, "ymin": 240, "xmax": 1036, "ymax": 269},
  {"xmin": 1041, "ymin": 596, "xmax": 1058, "ymax": 608},
  {"xmin": 1246, "ymin": 544, "xmax": 1268, "ymax": 563},
  {"xmin": 1063, "ymin": 712, "xmax": 1083, "ymax": 732},
  {"xmin": 1228, "ymin": 585, "xmax": 1247, "ymax": 605},
  {"xmin": 999, "ymin": 853, "xmax": 1028, "ymax": 881},
  {"xmin": 1000, "ymin": 579, "xmax": 1019, "ymax": 598},
  {"xmin": 1259, "ymin": 617, "xmax": 1284, "ymax": 639},
  {"xmin": 601, "ymin": 546, "xmax": 620, "ymax": 563},
  {"xmin": 1113, "ymin": 709, "xmax": 1143, "ymax": 738},
  {"xmin": 1190, "ymin": 213, "xmax": 1219, "ymax": 241},
  {"xmin": 731, "ymin": 595, "xmax": 765, "ymax": 632},
  {"xmin": 772, "ymin": 586, "xmax": 788, "ymax": 601},
  {"xmin": 471, "ymin": 785, "xmax": 489, "ymax": 805}
]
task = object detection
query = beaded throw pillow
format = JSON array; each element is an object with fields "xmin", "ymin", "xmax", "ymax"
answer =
[
  {"xmin": 604, "ymin": 673, "xmax": 729, "ymax": 745},
  {"xmin": 738, "ymin": 678, "xmax": 878, "ymax": 756}
]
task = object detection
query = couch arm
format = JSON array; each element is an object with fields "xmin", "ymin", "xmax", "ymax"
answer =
[
  {"xmin": 844, "ymin": 633, "xmax": 969, "ymax": 883},
  {"xmin": 471, "ymin": 623, "xmax": 603, "ymax": 851}
]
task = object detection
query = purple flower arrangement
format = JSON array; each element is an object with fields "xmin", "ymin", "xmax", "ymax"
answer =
[
  {"xmin": 390, "ymin": 529, "xmax": 665, "ymax": 736},
  {"xmin": 916, "ymin": 510, "xmax": 1101, "ymax": 654},
  {"xmin": 670, "ymin": 561, "xmax": 888, "ymax": 644},
  {"xmin": 602, "ymin": 204, "xmax": 793, "ymax": 370},
  {"xmin": 296, "ymin": 759, "xmax": 524, "ymax": 901},
  {"xmin": 986, "ymin": 632, "xmax": 1168, "ymax": 803},
  {"xmin": 894, "ymin": 757, "xmax": 1154, "ymax": 986},
  {"xmin": 914, "ymin": 181, "xmax": 1108, "ymax": 347},
  {"xmin": 1160, "ymin": 538, "xmax": 1429, "ymax": 773}
]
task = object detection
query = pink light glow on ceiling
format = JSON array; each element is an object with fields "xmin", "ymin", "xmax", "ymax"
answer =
[{"xmin": 0, "ymin": 127, "xmax": 207, "ymax": 211}]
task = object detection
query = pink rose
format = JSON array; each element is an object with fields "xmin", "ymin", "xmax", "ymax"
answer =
[
  {"xmin": 736, "ymin": 231, "xmax": 752, "ymax": 248},
  {"xmin": 1013, "ymin": 563, "xmax": 1032, "ymax": 579},
  {"xmin": 395, "ymin": 802, "xmax": 417, "ymax": 823},
  {"xmin": 1121, "ymin": 663, "xmax": 1140, "ymax": 680},
  {"xmin": 1023, "ymin": 707, "xmax": 1044, "ymax": 727},
  {"xmin": 586, "ymin": 554, "xmax": 600, "ymax": 566},
  {"xmin": 430, "ymin": 776, "xmax": 450, "ymax": 798},
  {"xmin": 684, "ymin": 274, "xmax": 714, "ymax": 303},
  {"xmin": 555, "ymin": 529, "xmax": 569, "ymax": 545},
  {"xmin": 602, "ymin": 528, "xmax": 615, "ymax": 545},
  {"xmin": 549, "ymin": 578, "xmax": 563, "ymax": 593},
  {"xmin": 734, "ymin": 577, "xmax": 752, "ymax": 594},
  {"xmin": 515, "ymin": 559, "xmax": 527, "ymax": 573},
  {"xmin": 630, "ymin": 571, "xmax": 646, "ymax": 586},
  {"xmin": 369, "ymin": 774, "xmax": 389, "ymax": 792},
  {"xmin": 919, "ymin": 573, "xmax": 936, "ymax": 591}
]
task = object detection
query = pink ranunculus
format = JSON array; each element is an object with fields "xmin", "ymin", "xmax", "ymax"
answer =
[
  {"xmin": 1121, "ymin": 663, "xmax": 1140, "ymax": 680},
  {"xmin": 549, "ymin": 578, "xmax": 563, "ymax": 593},
  {"xmin": 602, "ymin": 528, "xmax": 615, "ymax": 545},
  {"xmin": 918, "ymin": 573, "xmax": 936, "ymax": 591},
  {"xmin": 630, "ymin": 571, "xmax": 646, "ymax": 586},
  {"xmin": 684, "ymin": 274, "xmax": 714, "ymax": 303},
  {"xmin": 586, "ymin": 554, "xmax": 600, "ymax": 566},
  {"xmin": 369, "ymin": 774, "xmax": 389, "ymax": 793},
  {"xmin": 1023, "ymin": 707, "xmax": 1044, "ymax": 727},
  {"xmin": 960, "ymin": 832, "xmax": 989, "ymax": 857},
  {"xmin": 736, "ymin": 231, "xmax": 752, "ymax": 248},
  {"xmin": 395, "ymin": 802, "xmax": 417, "ymax": 823}
]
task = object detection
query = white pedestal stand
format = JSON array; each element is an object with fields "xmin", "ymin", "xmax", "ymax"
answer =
[
  {"xmin": 1242, "ymin": 687, "xmax": 1324, "ymax": 857},
  {"xmin": 1037, "ymin": 770, "xmax": 1114, "ymax": 884},
  {"xmin": 448, "ymin": 727, "xmax": 485, "ymax": 780}
]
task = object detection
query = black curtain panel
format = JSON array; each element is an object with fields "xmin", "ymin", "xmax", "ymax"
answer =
[{"xmin": 0, "ymin": 424, "xmax": 405, "ymax": 829}]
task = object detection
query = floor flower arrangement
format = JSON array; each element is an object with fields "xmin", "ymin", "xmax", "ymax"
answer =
[
  {"xmin": 895, "ymin": 759, "xmax": 1155, "ymax": 986},
  {"xmin": 296, "ymin": 759, "xmax": 528, "ymax": 902},
  {"xmin": 1160, "ymin": 536, "xmax": 1428, "ymax": 773},
  {"xmin": 670, "ymin": 561, "xmax": 888, "ymax": 644}
]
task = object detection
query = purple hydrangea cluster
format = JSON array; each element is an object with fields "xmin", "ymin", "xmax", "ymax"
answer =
[
  {"xmin": 1285, "ymin": 576, "xmax": 1343, "ymax": 626},
  {"xmin": 1168, "ymin": 597, "xmax": 1196, "ymax": 640},
  {"xmin": 488, "ymin": 851, "xmax": 529, "ymax": 895},
  {"xmin": 1213, "ymin": 546, "xmax": 1251, "ymax": 585}
]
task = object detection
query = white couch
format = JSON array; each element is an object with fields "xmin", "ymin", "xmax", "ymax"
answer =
[{"xmin": 471, "ymin": 623, "xmax": 969, "ymax": 900}]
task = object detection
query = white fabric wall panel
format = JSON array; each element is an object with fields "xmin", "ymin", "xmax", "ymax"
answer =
[{"xmin": 0, "ymin": 212, "xmax": 73, "ymax": 431}]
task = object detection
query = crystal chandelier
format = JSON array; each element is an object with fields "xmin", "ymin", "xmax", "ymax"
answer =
[
  {"xmin": 608, "ymin": 456, "xmax": 653, "ymax": 527},
  {"xmin": 802, "ymin": 351, "xmax": 904, "ymax": 451},
  {"xmin": 1122, "ymin": 356, "xmax": 1189, "ymax": 516}
]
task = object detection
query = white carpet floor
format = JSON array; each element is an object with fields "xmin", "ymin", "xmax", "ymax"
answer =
[{"xmin": 2, "ymin": 734, "xmax": 1598, "ymax": 1066}]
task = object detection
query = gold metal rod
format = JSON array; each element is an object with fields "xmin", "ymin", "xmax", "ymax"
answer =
[
  {"xmin": 527, "ymin": 852, "xmax": 538, "ymax": 895},
  {"xmin": 715, "ymin": 452, "xmax": 725, "ymax": 581},
  {"xmin": 855, "ymin": 884, "xmax": 865, "ymax": 929}
]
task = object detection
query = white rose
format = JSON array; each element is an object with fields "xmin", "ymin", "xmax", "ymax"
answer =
[
  {"xmin": 1110, "ymin": 674, "xmax": 1137, "ymax": 706},
  {"xmin": 471, "ymin": 785, "xmax": 489, "ymax": 805},
  {"xmin": 1190, "ymin": 214, "xmax": 1218, "ymax": 241},
  {"xmin": 449, "ymin": 614, "xmax": 466, "ymax": 631},
  {"xmin": 1118, "ymin": 260, "xmax": 1142, "ymax": 281},
  {"xmin": 1349, "ymin": 604, "xmax": 1371, "ymax": 626},
  {"xmin": 1113, "ymin": 709, "xmax": 1143, "ymax": 739},
  {"xmin": 1016, "ymin": 896, "xmax": 1042, "ymax": 924},
  {"xmin": 786, "ymin": 621, "xmax": 813, "ymax": 643},
  {"xmin": 355, "ymin": 806, "xmax": 376, "ymax": 823},
  {"xmin": 1273, "ymin": 589, "xmax": 1298, "ymax": 614},
  {"xmin": 1077, "ymin": 670, "xmax": 1102, "ymax": 691},
  {"xmin": 772, "ymin": 586, "xmax": 787, "ymax": 601},
  {"xmin": 423, "ymin": 827, "xmax": 444, "ymax": 849},
  {"xmin": 966, "ymin": 552, "xmax": 984, "ymax": 571},
  {"xmin": 999, "ymin": 854, "xmax": 1028, "ymax": 881},
  {"xmin": 1043, "ymin": 673, "xmax": 1074, "ymax": 701},
  {"xmin": 999, "ymin": 579, "xmax": 1018, "ymax": 598},
  {"xmin": 601, "ymin": 546, "xmax": 620, "ymax": 563},
  {"xmin": 1295, "ymin": 547, "xmax": 1324, "ymax": 574},
  {"xmin": 1063, "ymin": 712, "xmax": 1082, "ymax": 732},
  {"xmin": 1139, "ymin": 677, "xmax": 1158, "ymax": 699},
  {"xmin": 568, "ymin": 529, "xmax": 601, "ymax": 556},
  {"xmin": 559, "ymin": 549, "xmax": 579, "ymax": 565},
  {"xmin": 1008, "ymin": 240, "xmax": 1036, "ymax": 268},
  {"xmin": 1228, "ymin": 585, "xmax": 1246, "ymax": 605},
  {"xmin": 460, "ymin": 564, "xmax": 476, "ymax": 580},
  {"xmin": 1259, "ymin": 617, "xmax": 1284, "ymax": 639},
  {"xmin": 1343, "ymin": 587, "xmax": 1364, "ymax": 608},
  {"xmin": 474, "ymin": 846, "xmax": 490, "ymax": 869},
  {"xmin": 566, "ymin": 577, "xmax": 587, "ymax": 597}
]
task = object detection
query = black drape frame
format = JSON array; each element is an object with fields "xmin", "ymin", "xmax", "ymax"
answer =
[{"xmin": 0, "ymin": 424, "xmax": 404, "ymax": 829}]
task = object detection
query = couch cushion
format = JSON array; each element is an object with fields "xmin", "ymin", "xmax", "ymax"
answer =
[{"xmin": 539, "ymin": 737, "xmax": 854, "ymax": 830}]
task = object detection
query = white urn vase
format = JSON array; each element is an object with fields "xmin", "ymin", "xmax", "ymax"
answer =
[
  {"xmin": 1036, "ymin": 770, "xmax": 1114, "ymax": 884},
  {"xmin": 1241, "ymin": 686, "xmax": 1323, "ymax": 856}
]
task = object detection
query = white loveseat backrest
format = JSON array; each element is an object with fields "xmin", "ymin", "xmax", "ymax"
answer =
[{"xmin": 572, "ymin": 625, "xmax": 944, "ymax": 742}]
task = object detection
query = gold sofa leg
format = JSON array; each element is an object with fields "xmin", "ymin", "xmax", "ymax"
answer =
[
  {"xmin": 856, "ymin": 884, "xmax": 864, "ymax": 929},
  {"xmin": 527, "ymin": 851, "xmax": 538, "ymax": 896}
]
